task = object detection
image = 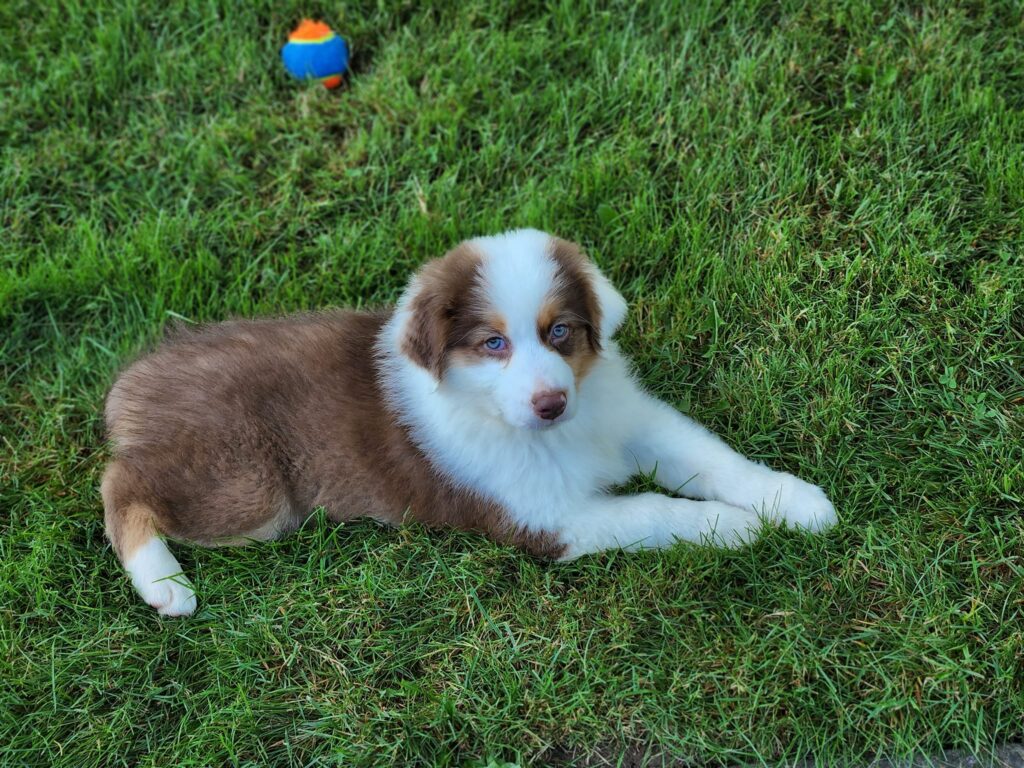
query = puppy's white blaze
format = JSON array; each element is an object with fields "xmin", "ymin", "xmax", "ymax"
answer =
[
  {"xmin": 476, "ymin": 229, "xmax": 628, "ymax": 345},
  {"xmin": 125, "ymin": 537, "xmax": 197, "ymax": 617},
  {"xmin": 473, "ymin": 229, "xmax": 558, "ymax": 331},
  {"xmin": 473, "ymin": 230, "xmax": 578, "ymax": 426}
]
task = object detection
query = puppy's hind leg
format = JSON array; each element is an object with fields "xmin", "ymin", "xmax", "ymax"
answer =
[{"xmin": 101, "ymin": 461, "xmax": 197, "ymax": 617}]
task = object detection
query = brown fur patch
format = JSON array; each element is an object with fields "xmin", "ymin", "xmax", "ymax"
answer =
[
  {"xmin": 543, "ymin": 238, "xmax": 604, "ymax": 383},
  {"xmin": 102, "ymin": 308, "xmax": 567, "ymax": 566},
  {"xmin": 566, "ymin": 342, "xmax": 600, "ymax": 382},
  {"xmin": 401, "ymin": 244, "xmax": 490, "ymax": 376},
  {"xmin": 446, "ymin": 313, "xmax": 510, "ymax": 366},
  {"xmin": 101, "ymin": 462, "xmax": 156, "ymax": 561},
  {"xmin": 536, "ymin": 300, "xmax": 563, "ymax": 335}
]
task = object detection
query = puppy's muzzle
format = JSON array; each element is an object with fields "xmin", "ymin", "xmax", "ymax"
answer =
[{"xmin": 532, "ymin": 390, "xmax": 567, "ymax": 421}]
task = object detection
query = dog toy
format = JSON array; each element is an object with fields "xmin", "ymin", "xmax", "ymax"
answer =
[{"xmin": 281, "ymin": 19, "xmax": 349, "ymax": 89}]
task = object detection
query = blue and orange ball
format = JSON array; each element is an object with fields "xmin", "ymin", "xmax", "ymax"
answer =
[{"xmin": 281, "ymin": 19, "xmax": 349, "ymax": 89}]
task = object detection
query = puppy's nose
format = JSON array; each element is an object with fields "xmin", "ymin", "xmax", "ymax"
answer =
[{"xmin": 532, "ymin": 390, "xmax": 567, "ymax": 421}]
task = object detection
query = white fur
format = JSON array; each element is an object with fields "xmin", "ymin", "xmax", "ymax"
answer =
[
  {"xmin": 470, "ymin": 231, "xmax": 578, "ymax": 428},
  {"xmin": 125, "ymin": 537, "xmax": 197, "ymax": 617},
  {"xmin": 379, "ymin": 229, "xmax": 837, "ymax": 556}
]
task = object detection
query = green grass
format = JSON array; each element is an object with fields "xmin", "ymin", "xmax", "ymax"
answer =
[{"xmin": 2, "ymin": 0, "xmax": 1022, "ymax": 765}]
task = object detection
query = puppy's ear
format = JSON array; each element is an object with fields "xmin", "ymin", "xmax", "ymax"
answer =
[
  {"xmin": 398, "ymin": 245, "xmax": 483, "ymax": 378},
  {"xmin": 401, "ymin": 273, "xmax": 451, "ymax": 378}
]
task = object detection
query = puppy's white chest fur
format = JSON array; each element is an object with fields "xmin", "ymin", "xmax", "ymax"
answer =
[{"xmin": 386, "ymin": 347, "xmax": 639, "ymax": 532}]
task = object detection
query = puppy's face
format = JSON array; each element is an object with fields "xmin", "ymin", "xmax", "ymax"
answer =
[{"xmin": 399, "ymin": 230, "xmax": 627, "ymax": 430}]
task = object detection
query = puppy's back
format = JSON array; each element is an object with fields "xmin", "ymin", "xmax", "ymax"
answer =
[{"xmin": 104, "ymin": 309, "xmax": 390, "ymax": 542}]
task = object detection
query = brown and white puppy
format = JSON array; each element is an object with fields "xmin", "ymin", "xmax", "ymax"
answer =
[{"xmin": 101, "ymin": 229, "xmax": 836, "ymax": 616}]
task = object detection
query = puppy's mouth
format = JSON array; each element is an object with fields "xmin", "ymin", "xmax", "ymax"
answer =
[{"xmin": 522, "ymin": 413, "xmax": 570, "ymax": 431}]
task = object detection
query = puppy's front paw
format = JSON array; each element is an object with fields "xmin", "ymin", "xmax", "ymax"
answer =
[{"xmin": 773, "ymin": 474, "xmax": 837, "ymax": 532}]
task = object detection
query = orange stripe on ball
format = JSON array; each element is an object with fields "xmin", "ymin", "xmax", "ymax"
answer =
[{"xmin": 289, "ymin": 19, "xmax": 335, "ymax": 42}]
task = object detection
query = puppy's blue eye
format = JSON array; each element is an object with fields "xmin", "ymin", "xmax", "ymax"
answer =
[
  {"xmin": 550, "ymin": 323, "xmax": 569, "ymax": 341},
  {"xmin": 484, "ymin": 336, "xmax": 507, "ymax": 351}
]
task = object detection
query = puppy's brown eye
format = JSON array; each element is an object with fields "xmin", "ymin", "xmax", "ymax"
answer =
[{"xmin": 549, "ymin": 323, "xmax": 570, "ymax": 343}]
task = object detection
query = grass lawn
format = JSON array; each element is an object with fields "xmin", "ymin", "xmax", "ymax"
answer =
[{"xmin": 2, "ymin": 1, "xmax": 1022, "ymax": 765}]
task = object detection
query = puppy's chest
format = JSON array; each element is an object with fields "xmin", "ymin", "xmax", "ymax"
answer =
[{"xmin": 427, "ymin": 423, "xmax": 632, "ymax": 514}]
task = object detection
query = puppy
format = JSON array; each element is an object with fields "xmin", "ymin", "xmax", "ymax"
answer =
[{"xmin": 101, "ymin": 229, "xmax": 836, "ymax": 616}]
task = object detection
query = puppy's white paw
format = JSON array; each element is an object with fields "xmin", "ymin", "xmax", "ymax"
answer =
[
  {"xmin": 148, "ymin": 577, "xmax": 198, "ymax": 617},
  {"xmin": 125, "ymin": 537, "xmax": 198, "ymax": 617},
  {"xmin": 772, "ymin": 474, "xmax": 837, "ymax": 532}
]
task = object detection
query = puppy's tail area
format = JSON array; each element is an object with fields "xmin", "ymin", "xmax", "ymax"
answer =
[{"xmin": 100, "ymin": 460, "xmax": 197, "ymax": 617}]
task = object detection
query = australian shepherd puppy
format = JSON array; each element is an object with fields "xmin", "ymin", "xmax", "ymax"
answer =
[{"xmin": 101, "ymin": 229, "xmax": 837, "ymax": 616}]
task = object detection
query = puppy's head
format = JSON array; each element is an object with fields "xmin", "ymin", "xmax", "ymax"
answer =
[{"xmin": 397, "ymin": 229, "xmax": 626, "ymax": 430}]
